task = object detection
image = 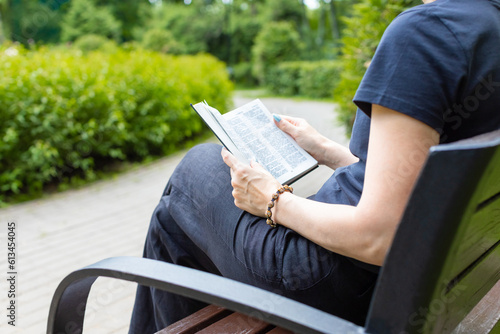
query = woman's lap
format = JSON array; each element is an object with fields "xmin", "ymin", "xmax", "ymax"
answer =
[{"xmin": 129, "ymin": 143, "xmax": 377, "ymax": 333}]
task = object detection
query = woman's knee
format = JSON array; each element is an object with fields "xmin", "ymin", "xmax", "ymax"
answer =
[
  {"xmin": 159, "ymin": 144, "xmax": 222, "ymax": 197},
  {"xmin": 170, "ymin": 143, "xmax": 229, "ymax": 190},
  {"xmin": 183, "ymin": 143, "xmax": 223, "ymax": 166}
]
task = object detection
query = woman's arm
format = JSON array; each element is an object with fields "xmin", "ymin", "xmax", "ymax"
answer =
[
  {"xmin": 274, "ymin": 115, "xmax": 359, "ymax": 170},
  {"xmin": 222, "ymin": 104, "xmax": 439, "ymax": 266}
]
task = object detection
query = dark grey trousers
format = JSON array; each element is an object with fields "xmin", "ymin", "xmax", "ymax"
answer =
[{"xmin": 129, "ymin": 143, "xmax": 377, "ymax": 333}]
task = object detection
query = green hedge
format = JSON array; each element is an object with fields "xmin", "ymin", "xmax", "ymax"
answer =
[
  {"xmin": 231, "ymin": 62, "xmax": 258, "ymax": 87},
  {"xmin": 267, "ymin": 61, "xmax": 341, "ymax": 98},
  {"xmin": 0, "ymin": 45, "xmax": 233, "ymax": 204}
]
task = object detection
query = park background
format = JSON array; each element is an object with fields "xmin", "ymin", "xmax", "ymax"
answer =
[
  {"xmin": 0, "ymin": 0, "xmax": 422, "ymax": 206},
  {"xmin": 0, "ymin": 0, "xmax": 421, "ymax": 332}
]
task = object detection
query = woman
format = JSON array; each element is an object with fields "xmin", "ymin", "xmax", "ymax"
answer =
[{"xmin": 129, "ymin": 0, "xmax": 500, "ymax": 332}]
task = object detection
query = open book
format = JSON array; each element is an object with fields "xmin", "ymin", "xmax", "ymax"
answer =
[{"xmin": 191, "ymin": 99, "xmax": 318, "ymax": 185}]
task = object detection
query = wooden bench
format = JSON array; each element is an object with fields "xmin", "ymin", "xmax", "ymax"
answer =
[{"xmin": 47, "ymin": 130, "xmax": 500, "ymax": 334}]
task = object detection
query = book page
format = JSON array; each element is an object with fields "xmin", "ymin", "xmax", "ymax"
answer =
[
  {"xmin": 191, "ymin": 102, "xmax": 249, "ymax": 164},
  {"xmin": 222, "ymin": 99, "xmax": 317, "ymax": 184}
]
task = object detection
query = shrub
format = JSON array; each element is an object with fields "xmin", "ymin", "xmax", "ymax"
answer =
[
  {"xmin": 141, "ymin": 28, "xmax": 185, "ymax": 54},
  {"xmin": 267, "ymin": 62, "xmax": 302, "ymax": 96},
  {"xmin": 251, "ymin": 21, "xmax": 304, "ymax": 85},
  {"xmin": 73, "ymin": 34, "xmax": 118, "ymax": 53},
  {"xmin": 0, "ymin": 45, "xmax": 233, "ymax": 204},
  {"xmin": 298, "ymin": 61, "xmax": 341, "ymax": 98},
  {"xmin": 334, "ymin": 0, "xmax": 421, "ymax": 133},
  {"xmin": 231, "ymin": 62, "xmax": 258, "ymax": 87},
  {"xmin": 267, "ymin": 61, "xmax": 341, "ymax": 98}
]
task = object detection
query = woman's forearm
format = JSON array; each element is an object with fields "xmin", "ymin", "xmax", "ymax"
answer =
[
  {"xmin": 273, "ymin": 193, "xmax": 392, "ymax": 266},
  {"xmin": 273, "ymin": 115, "xmax": 358, "ymax": 170},
  {"xmin": 318, "ymin": 138, "xmax": 359, "ymax": 170},
  {"xmin": 273, "ymin": 105, "xmax": 440, "ymax": 267}
]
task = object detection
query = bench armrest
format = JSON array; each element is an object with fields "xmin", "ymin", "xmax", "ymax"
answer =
[{"xmin": 47, "ymin": 256, "xmax": 364, "ymax": 334}]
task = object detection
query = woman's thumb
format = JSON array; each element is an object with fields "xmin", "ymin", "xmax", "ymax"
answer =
[{"xmin": 273, "ymin": 114, "xmax": 295, "ymax": 136}]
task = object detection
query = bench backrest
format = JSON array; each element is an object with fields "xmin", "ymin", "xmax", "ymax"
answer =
[{"xmin": 366, "ymin": 130, "xmax": 500, "ymax": 334}]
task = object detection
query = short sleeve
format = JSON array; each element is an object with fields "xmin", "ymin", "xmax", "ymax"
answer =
[{"xmin": 353, "ymin": 6, "xmax": 468, "ymax": 131}]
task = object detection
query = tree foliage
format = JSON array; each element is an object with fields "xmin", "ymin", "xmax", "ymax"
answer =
[
  {"xmin": 252, "ymin": 21, "xmax": 304, "ymax": 85},
  {"xmin": 61, "ymin": 0, "xmax": 121, "ymax": 42},
  {"xmin": 334, "ymin": 0, "xmax": 421, "ymax": 132},
  {"xmin": 0, "ymin": 0, "xmax": 427, "ymax": 136},
  {"xmin": 138, "ymin": 2, "xmax": 225, "ymax": 55},
  {"xmin": 263, "ymin": 0, "xmax": 303, "ymax": 27},
  {"xmin": 103, "ymin": 0, "xmax": 143, "ymax": 41},
  {"xmin": 0, "ymin": 0, "xmax": 145, "ymax": 44},
  {"xmin": 226, "ymin": 13, "xmax": 262, "ymax": 64},
  {"xmin": 0, "ymin": 0, "xmax": 354, "ymax": 63},
  {"xmin": 267, "ymin": 60, "xmax": 341, "ymax": 98},
  {"xmin": 141, "ymin": 28, "xmax": 185, "ymax": 54},
  {"xmin": 0, "ymin": 0, "xmax": 68, "ymax": 44}
]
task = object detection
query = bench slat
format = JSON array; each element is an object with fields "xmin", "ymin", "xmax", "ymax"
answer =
[
  {"xmin": 452, "ymin": 279, "xmax": 500, "ymax": 334},
  {"xmin": 474, "ymin": 149, "xmax": 500, "ymax": 205},
  {"xmin": 434, "ymin": 243, "xmax": 500, "ymax": 332},
  {"xmin": 158, "ymin": 304, "xmax": 296, "ymax": 334},
  {"xmin": 424, "ymin": 146, "xmax": 500, "ymax": 333},
  {"xmin": 266, "ymin": 327, "xmax": 295, "ymax": 334},
  {"xmin": 447, "ymin": 148, "xmax": 500, "ymax": 281},
  {"xmin": 156, "ymin": 304, "xmax": 232, "ymax": 334},
  {"xmin": 197, "ymin": 312, "xmax": 275, "ymax": 333},
  {"xmin": 451, "ymin": 196, "xmax": 500, "ymax": 278}
]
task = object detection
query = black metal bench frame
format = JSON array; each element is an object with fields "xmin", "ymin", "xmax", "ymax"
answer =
[{"xmin": 47, "ymin": 130, "xmax": 500, "ymax": 334}]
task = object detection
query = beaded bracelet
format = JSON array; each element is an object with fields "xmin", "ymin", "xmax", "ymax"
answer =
[{"xmin": 266, "ymin": 185, "xmax": 293, "ymax": 228}]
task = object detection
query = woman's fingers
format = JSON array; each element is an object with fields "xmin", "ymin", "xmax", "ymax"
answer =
[
  {"xmin": 221, "ymin": 147, "xmax": 238, "ymax": 169},
  {"xmin": 221, "ymin": 146, "xmax": 282, "ymax": 216},
  {"xmin": 222, "ymin": 147, "xmax": 249, "ymax": 185},
  {"xmin": 274, "ymin": 114, "xmax": 301, "ymax": 138}
]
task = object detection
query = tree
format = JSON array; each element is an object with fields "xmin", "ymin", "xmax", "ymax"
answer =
[
  {"xmin": 327, "ymin": 0, "xmax": 341, "ymax": 41},
  {"xmin": 225, "ymin": 0, "xmax": 263, "ymax": 64},
  {"xmin": 101, "ymin": 0, "xmax": 144, "ymax": 41},
  {"xmin": 1, "ymin": 0, "xmax": 21, "ymax": 43},
  {"xmin": 252, "ymin": 21, "xmax": 304, "ymax": 84},
  {"xmin": 0, "ymin": 0, "xmax": 70, "ymax": 44},
  {"xmin": 61, "ymin": 0, "xmax": 121, "ymax": 42},
  {"xmin": 139, "ymin": 2, "xmax": 225, "ymax": 55},
  {"xmin": 263, "ymin": 0, "xmax": 302, "ymax": 26},
  {"xmin": 0, "ymin": 7, "xmax": 4, "ymax": 43},
  {"xmin": 141, "ymin": 28, "xmax": 185, "ymax": 54},
  {"xmin": 20, "ymin": 0, "xmax": 63, "ymax": 43},
  {"xmin": 0, "ymin": 0, "xmax": 7, "ymax": 43}
]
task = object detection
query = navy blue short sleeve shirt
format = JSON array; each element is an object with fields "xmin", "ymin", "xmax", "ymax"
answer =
[
  {"xmin": 354, "ymin": 0, "xmax": 500, "ymax": 143},
  {"xmin": 314, "ymin": 0, "xmax": 500, "ymax": 271}
]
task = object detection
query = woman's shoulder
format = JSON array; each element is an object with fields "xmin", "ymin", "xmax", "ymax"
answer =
[{"xmin": 393, "ymin": 0, "xmax": 499, "ymax": 35}]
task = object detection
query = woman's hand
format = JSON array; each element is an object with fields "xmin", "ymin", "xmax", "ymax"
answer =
[
  {"xmin": 221, "ymin": 148, "xmax": 282, "ymax": 217},
  {"xmin": 274, "ymin": 115, "xmax": 358, "ymax": 169},
  {"xmin": 273, "ymin": 115, "xmax": 326, "ymax": 161}
]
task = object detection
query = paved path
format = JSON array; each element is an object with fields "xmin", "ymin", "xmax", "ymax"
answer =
[{"xmin": 0, "ymin": 95, "xmax": 349, "ymax": 334}]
